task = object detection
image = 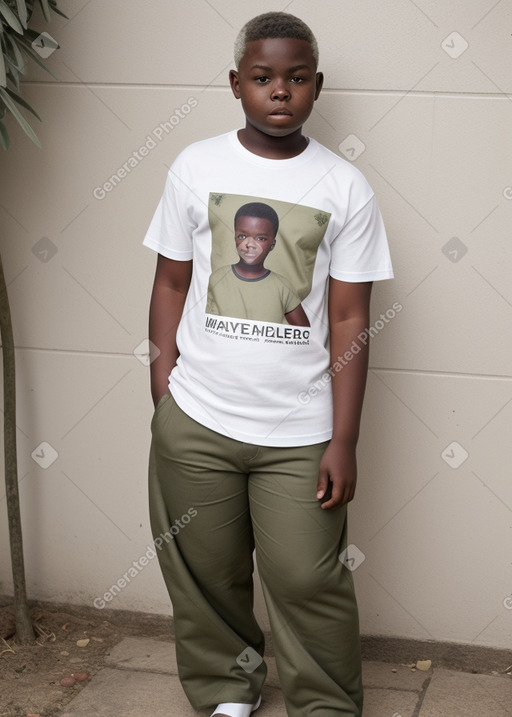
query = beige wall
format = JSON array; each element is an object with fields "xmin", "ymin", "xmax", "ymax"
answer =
[{"xmin": 0, "ymin": 0, "xmax": 511, "ymax": 649}]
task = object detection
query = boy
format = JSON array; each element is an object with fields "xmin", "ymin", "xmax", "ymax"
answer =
[
  {"xmin": 206, "ymin": 201, "xmax": 310, "ymax": 325},
  {"xmin": 144, "ymin": 11, "xmax": 393, "ymax": 717}
]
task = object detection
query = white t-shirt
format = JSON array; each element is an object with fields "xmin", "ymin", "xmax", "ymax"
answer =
[{"xmin": 143, "ymin": 130, "xmax": 393, "ymax": 447}]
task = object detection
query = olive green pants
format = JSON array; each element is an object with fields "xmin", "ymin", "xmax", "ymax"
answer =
[{"xmin": 148, "ymin": 392, "xmax": 363, "ymax": 716}]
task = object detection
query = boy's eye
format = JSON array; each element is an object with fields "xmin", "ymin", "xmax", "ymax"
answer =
[
  {"xmin": 290, "ymin": 76, "xmax": 305, "ymax": 83},
  {"xmin": 237, "ymin": 234, "xmax": 247, "ymax": 240},
  {"xmin": 256, "ymin": 236, "xmax": 266, "ymax": 241},
  {"xmin": 254, "ymin": 76, "xmax": 270, "ymax": 83}
]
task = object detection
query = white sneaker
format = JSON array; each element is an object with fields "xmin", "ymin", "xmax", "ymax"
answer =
[{"xmin": 210, "ymin": 694, "xmax": 262, "ymax": 717}]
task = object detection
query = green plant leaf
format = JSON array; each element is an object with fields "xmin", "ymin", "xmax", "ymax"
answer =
[
  {"xmin": 0, "ymin": 42, "xmax": 6, "ymax": 86},
  {"xmin": 5, "ymin": 86, "xmax": 41, "ymax": 120},
  {"xmin": 38, "ymin": 0, "xmax": 50, "ymax": 22},
  {"xmin": 0, "ymin": 85, "xmax": 41, "ymax": 146},
  {"xmin": 49, "ymin": 3, "xmax": 67, "ymax": 18},
  {"xmin": 5, "ymin": 33, "xmax": 27, "ymax": 73},
  {"xmin": 5, "ymin": 58, "xmax": 20, "ymax": 89},
  {"xmin": 8, "ymin": 65, "xmax": 21, "ymax": 90},
  {"xmin": 16, "ymin": 0, "xmax": 28, "ymax": 28},
  {"xmin": 0, "ymin": 1, "xmax": 24, "ymax": 33},
  {"xmin": 0, "ymin": 117, "xmax": 9, "ymax": 148}
]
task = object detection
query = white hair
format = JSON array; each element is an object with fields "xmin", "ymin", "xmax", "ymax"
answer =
[{"xmin": 234, "ymin": 12, "xmax": 319, "ymax": 69}]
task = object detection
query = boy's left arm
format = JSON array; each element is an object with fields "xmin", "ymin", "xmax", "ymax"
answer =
[{"xmin": 317, "ymin": 278, "xmax": 373, "ymax": 510}]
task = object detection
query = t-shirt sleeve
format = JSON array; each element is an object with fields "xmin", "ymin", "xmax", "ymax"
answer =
[
  {"xmin": 329, "ymin": 194, "xmax": 393, "ymax": 282},
  {"xmin": 142, "ymin": 164, "xmax": 194, "ymax": 261},
  {"xmin": 280, "ymin": 280, "xmax": 302, "ymax": 314}
]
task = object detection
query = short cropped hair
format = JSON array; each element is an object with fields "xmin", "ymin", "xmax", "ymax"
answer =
[
  {"xmin": 234, "ymin": 202, "xmax": 279, "ymax": 238},
  {"xmin": 234, "ymin": 12, "xmax": 319, "ymax": 69}
]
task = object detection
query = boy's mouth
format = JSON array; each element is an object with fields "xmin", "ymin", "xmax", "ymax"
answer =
[{"xmin": 270, "ymin": 108, "xmax": 292, "ymax": 116}]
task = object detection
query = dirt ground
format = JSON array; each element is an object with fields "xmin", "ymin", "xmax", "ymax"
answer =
[{"xmin": 0, "ymin": 600, "xmax": 174, "ymax": 717}]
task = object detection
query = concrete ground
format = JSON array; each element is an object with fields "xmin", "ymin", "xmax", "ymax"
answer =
[{"xmin": 57, "ymin": 636, "xmax": 512, "ymax": 717}]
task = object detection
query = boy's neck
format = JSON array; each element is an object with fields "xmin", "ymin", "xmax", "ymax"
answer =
[
  {"xmin": 237, "ymin": 125, "xmax": 309, "ymax": 160},
  {"xmin": 233, "ymin": 262, "xmax": 270, "ymax": 280}
]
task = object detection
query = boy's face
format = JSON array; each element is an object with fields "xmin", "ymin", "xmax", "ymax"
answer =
[
  {"xmin": 235, "ymin": 215, "xmax": 276, "ymax": 266},
  {"xmin": 229, "ymin": 37, "xmax": 323, "ymax": 138}
]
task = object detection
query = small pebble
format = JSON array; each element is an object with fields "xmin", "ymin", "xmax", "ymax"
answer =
[
  {"xmin": 73, "ymin": 671, "xmax": 89, "ymax": 682},
  {"xmin": 60, "ymin": 650, "xmax": 69, "ymax": 656},
  {"xmin": 69, "ymin": 657, "xmax": 82, "ymax": 664},
  {"xmin": 416, "ymin": 660, "xmax": 432, "ymax": 671},
  {"xmin": 76, "ymin": 638, "xmax": 90, "ymax": 648},
  {"xmin": 60, "ymin": 676, "xmax": 76, "ymax": 687},
  {"xmin": 27, "ymin": 714, "xmax": 41, "ymax": 717},
  {"xmin": 391, "ymin": 668, "xmax": 398, "ymax": 673}
]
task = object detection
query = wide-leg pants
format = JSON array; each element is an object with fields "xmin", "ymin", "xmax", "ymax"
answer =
[{"xmin": 148, "ymin": 392, "xmax": 363, "ymax": 716}]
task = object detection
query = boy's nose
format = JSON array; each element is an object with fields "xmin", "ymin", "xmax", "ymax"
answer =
[{"xmin": 271, "ymin": 82, "xmax": 290, "ymax": 100}]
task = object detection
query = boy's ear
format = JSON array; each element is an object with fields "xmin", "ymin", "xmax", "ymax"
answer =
[
  {"xmin": 314, "ymin": 72, "xmax": 324, "ymax": 100},
  {"xmin": 229, "ymin": 70, "xmax": 241, "ymax": 99}
]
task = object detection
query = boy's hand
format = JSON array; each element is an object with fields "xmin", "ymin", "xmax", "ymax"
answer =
[{"xmin": 316, "ymin": 440, "xmax": 357, "ymax": 509}]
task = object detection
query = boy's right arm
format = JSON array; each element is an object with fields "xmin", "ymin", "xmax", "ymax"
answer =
[{"xmin": 148, "ymin": 254, "xmax": 193, "ymax": 407}]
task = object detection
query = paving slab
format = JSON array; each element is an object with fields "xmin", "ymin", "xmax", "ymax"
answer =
[
  {"xmin": 58, "ymin": 668, "xmax": 287, "ymax": 717},
  {"xmin": 106, "ymin": 636, "xmax": 283, "ymax": 687},
  {"xmin": 105, "ymin": 636, "xmax": 177, "ymax": 673},
  {"xmin": 58, "ymin": 668, "xmax": 196, "ymax": 717},
  {"xmin": 58, "ymin": 636, "xmax": 512, "ymax": 717},
  {"xmin": 363, "ymin": 688, "xmax": 420, "ymax": 717},
  {"xmin": 362, "ymin": 660, "xmax": 429, "ymax": 690},
  {"xmin": 418, "ymin": 668, "xmax": 512, "ymax": 716}
]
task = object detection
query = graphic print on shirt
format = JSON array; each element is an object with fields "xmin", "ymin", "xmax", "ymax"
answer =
[{"xmin": 205, "ymin": 193, "xmax": 331, "ymax": 339}]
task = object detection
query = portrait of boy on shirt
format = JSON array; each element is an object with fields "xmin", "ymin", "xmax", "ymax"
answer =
[{"xmin": 206, "ymin": 201, "xmax": 310, "ymax": 326}]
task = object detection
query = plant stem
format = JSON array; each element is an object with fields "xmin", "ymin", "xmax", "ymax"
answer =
[{"xmin": 0, "ymin": 248, "xmax": 34, "ymax": 644}]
